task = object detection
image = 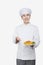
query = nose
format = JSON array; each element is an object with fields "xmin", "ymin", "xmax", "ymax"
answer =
[{"xmin": 25, "ymin": 15, "xmax": 28, "ymax": 18}]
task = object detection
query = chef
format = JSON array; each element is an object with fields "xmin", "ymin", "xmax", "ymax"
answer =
[{"xmin": 12, "ymin": 8, "xmax": 40, "ymax": 65}]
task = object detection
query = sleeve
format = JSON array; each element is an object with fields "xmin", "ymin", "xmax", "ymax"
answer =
[
  {"xmin": 12, "ymin": 27, "xmax": 19, "ymax": 44},
  {"xmin": 33, "ymin": 26, "xmax": 40, "ymax": 48}
]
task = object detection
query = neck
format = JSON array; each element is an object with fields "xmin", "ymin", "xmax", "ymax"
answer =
[{"xmin": 24, "ymin": 22, "xmax": 30, "ymax": 25}]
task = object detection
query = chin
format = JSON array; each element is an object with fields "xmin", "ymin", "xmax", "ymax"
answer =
[{"xmin": 24, "ymin": 22, "xmax": 29, "ymax": 24}]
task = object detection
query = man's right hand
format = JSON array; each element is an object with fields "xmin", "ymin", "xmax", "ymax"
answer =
[{"xmin": 16, "ymin": 37, "xmax": 20, "ymax": 43}]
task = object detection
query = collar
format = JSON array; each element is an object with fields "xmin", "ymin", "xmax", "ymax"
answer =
[{"xmin": 23, "ymin": 22, "xmax": 31, "ymax": 26}]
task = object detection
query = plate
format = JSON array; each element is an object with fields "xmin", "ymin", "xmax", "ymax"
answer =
[{"xmin": 24, "ymin": 41, "xmax": 35, "ymax": 46}]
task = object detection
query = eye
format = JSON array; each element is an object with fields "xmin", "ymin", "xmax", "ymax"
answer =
[
  {"xmin": 23, "ymin": 15, "xmax": 25, "ymax": 17},
  {"xmin": 27, "ymin": 14, "xmax": 29, "ymax": 16}
]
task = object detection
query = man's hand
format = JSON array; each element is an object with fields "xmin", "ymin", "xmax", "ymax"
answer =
[
  {"xmin": 30, "ymin": 41, "xmax": 35, "ymax": 48},
  {"xmin": 16, "ymin": 37, "xmax": 20, "ymax": 43},
  {"xmin": 30, "ymin": 45, "xmax": 34, "ymax": 47},
  {"xmin": 30, "ymin": 45, "xmax": 34, "ymax": 49}
]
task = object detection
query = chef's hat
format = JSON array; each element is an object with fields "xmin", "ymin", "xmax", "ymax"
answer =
[{"xmin": 19, "ymin": 8, "xmax": 32, "ymax": 16}]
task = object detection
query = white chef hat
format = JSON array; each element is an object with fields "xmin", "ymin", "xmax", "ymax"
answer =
[{"xmin": 19, "ymin": 8, "xmax": 32, "ymax": 16}]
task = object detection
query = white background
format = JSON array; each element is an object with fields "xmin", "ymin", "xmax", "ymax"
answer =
[{"xmin": 0, "ymin": 0, "xmax": 43, "ymax": 65}]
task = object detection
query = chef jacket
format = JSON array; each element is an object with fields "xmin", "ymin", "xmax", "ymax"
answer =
[{"xmin": 12, "ymin": 22, "xmax": 40, "ymax": 60}]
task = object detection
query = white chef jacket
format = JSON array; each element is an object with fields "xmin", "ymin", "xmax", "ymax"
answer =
[{"xmin": 12, "ymin": 22, "xmax": 40, "ymax": 60}]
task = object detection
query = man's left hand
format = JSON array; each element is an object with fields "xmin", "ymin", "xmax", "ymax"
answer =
[{"xmin": 30, "ymin": 45, "xmax": 34, "ymax": 47}]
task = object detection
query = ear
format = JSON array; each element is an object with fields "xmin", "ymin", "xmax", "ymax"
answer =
[
  {"xmin": 29, "ymin": 15, "xmax": 31, "ymax": 18},
  {"xmin": 21, "ymin": 16, "xmax": 23, "ymax": 19}
]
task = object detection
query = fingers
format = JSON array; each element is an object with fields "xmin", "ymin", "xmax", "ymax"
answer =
[
  {"xmin": 16, "ymin": 37, "xmax": 21, "ymax": 43},
  {"xmin": 30, "ymin": 45, "xmax": 34, "ymax": 47}
]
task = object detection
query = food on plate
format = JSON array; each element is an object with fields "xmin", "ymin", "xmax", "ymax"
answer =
[{"xmin": 24, "ymin": 41, "xmax": 35, "ymax": 46}]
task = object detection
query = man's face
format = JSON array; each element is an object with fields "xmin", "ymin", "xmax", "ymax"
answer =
[{"xmin": 21, "ymin": 13, "xmax": 31, "ymax": 24}]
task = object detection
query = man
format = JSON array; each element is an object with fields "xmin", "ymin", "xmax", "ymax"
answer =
[{"xmin": 13, "ymin": 8, "xmax": 40, "ymax": 65}]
